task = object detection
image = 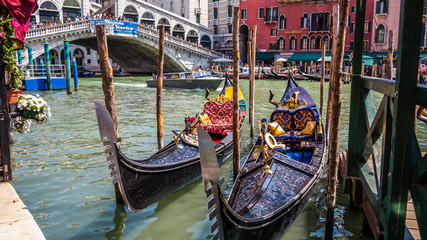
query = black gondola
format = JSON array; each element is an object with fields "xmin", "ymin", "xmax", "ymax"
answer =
[
  {"xmin": 94, "ymin": 75, "xmax": 246, "ymax": 212},
  {"xmin": 298, "ymin": 69, "xmax": 330, "ymax": 81},
  {"xmin": 199, "ymin": 74, "xmax": 326, "ymax": 240}
]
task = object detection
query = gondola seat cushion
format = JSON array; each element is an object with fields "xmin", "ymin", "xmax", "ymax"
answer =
[
  {"xmin": 270, "ymin": 110, "xmax": 292, "ymax": 131},
  {"xmin": 270, "ymin": 106, "xmax": 318, "ymax": 140},
  {"xmin": 294, "ymin": 109, "xmax": 316, "ymax": 131},
  {"xmin": 200, "ymin": 99, "xmax": 234, "ymax": 134}
]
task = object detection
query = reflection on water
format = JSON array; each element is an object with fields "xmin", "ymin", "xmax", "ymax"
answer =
[{"xmin": 10, "ymin": 77, "xmax": 425, "ymax": 240}]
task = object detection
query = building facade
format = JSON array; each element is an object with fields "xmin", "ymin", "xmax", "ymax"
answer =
[
  {"xmin": 143, "ymin": 0, "xmax": 209, "ymax": 27},
  {"xmin": 209, "ymin": 0, "xmax": 239, "ymax": 56},
  {"xmin": 239, "ymin": 0, "xmax": 374, "ymax": 64}
]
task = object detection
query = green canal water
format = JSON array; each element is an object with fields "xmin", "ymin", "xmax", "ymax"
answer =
[{"xmin": 10, "ymin": 77, "xmax": 426, "ymax": 240}]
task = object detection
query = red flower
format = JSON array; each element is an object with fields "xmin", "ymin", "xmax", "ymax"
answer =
[
  {"xmin": 11, "ymin": 19, "xmax": 20, "ymax": 28},
  {"xmin": 18, "ymin": 90, "xmax": 24, "ymax": 95}
]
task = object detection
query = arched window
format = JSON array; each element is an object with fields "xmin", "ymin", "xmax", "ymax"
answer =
[
  {"xmin": 375, "ymin": 24, "xmax": 386, "ymax": 43},
  {"xmin": 278, "ymin": 37, "xmax": 285, "ymax": 50},
  {"xmin": 316, "ymin": 36, "xmax": 322, "ymax": 49},
  {"xmin": 62, "ymin": 0, "xmax": 80, "ymax": 22},
  {"xmin": 158, "ymin": 18, "xmax": 171, "ymax": 33},
  {"xmin": 279, "ymin": 15, "xmax": 286, "ymax": 30},
  {"xmin": 40, "ymin": 1, "xmax": 58, "ymax": 10},
  {"xmin": 311, "ymin": 13, "xmax": 318, "ymax": 31},
  {"xmin": 123, "ymin": 5, "xmax": 138, "ymax": 22},
  {"xmin": 39, "ymin": 1, "xmax": 59, "ymax": 23},
  {"xmin": 301, "ymin": 13, "xmax": 309, "ymax": 29},
  {"xmin": 301, "ymin": 36, "xmax": 308, "ymax": 50},
  {"xmin": 290, "ymin": 36, "xmax": 297, "ymax": 50},
  {"xmin": 141, "ymin": 12, "xmax": 155, "ymax": 27},
  {"xmin": 186, "ymin": 30, "xmax": 198, "ymax": 43},
  {"xmin": 325, "ymin": 12, "xmax": 330, "ymax": 29},
  {"xmin": 201, "ymin": 35, "xmax": 212, "ymax": 49},
  {"xmin": 310, "ymin": 36, "xmax": 316, "ymax": 49},
  {"xmin": 323, "ymin": 35, "xmax": 329, "ymax": 49},
  {"xmin": 172, "ymin": 24, "xmax": 185, "ymax": 39}
]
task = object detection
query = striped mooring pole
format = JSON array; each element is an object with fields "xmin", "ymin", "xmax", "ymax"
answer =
[
  {"xmin": 17, "ymin": 50, "xmax": 22, "ymax": 64},
  {"xmin": 72, "ymin": 56, "xmax": 79, "ymax": 91},
  {"xmin": 40, "ymin": 58, "xmax": 45, "ymax": 77},
  {"xmin": 44, "ymin": 39, "xmax": 52, "ymax": 90},
  {"xmin": 28, "ymin": 47, "xmax": 33, "ymax": 77},
  {"xmin": 63, "ymin": 35, "xmax": 72, "ymax": 94}
]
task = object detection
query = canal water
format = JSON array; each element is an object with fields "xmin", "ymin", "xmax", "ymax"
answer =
[{"xmin": 10, "ymin": 77, "xmax": 426, "ymax": 240}]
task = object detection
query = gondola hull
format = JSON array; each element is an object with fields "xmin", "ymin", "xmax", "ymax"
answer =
[
  {"xmin": 199, "ymin": 74, "xmax": 326, "ymax": 240},
  {"xmin": 114, "ymin": 138, "xmax": 236, "ymax": 211}
]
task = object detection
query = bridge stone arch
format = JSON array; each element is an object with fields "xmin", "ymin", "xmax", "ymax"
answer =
[{"xmin": 23, "ymin": 21, "xmax": 221, "ymax": 73}]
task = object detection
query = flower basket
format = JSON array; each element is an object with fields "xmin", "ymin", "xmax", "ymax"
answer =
[{"xmin": 11, "ymin": 94, "xmax": 51, "ymax": 133}]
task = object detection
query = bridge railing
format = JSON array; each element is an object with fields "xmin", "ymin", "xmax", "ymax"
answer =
[
  {"xmin": 136, "ymin": 24, "xmax": 219, "ymax": 56},
  {"xmin": 26, "ymin": 21, "xmax": 91, "ymax": 39},
  {"xmin": 20, "ymin": 64, "xmax": 66, "ymax": 78},
  {"xmin": 25, "ymin": 20, "xmax": 220, "ymax": 57}
]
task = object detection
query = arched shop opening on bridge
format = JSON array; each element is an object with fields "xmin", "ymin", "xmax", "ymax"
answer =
[
  {"xmin": 200, "ymin": 35, "xmax": 212, "ymax": 49},
  {"xmin": 123, "ymin": 5, "xmax": 138, "ymax": 22},
  {"xmin": 186, "ymin": 30, "xmax": 198, "ymax": 44},
  {"xmin": 62, "ymin": 0, "xmax": 81, "ymax": 22},
  {"xmin": 172, "ymin": 24, "xmax": 185, "ymax": 39},
  {"xmin": 39, "ymin": 1, "xmax": 60, "ymax": 24},
  {"xmin": 158, "ymin": 18, "xmax": 171, "ymax": 33},
  {"xmin": 141, "ymin": 12, "xmax": 155, "ymax": 27}
]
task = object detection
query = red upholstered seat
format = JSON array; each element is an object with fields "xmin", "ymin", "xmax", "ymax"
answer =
[{"xmin": 200, "ymin": 100, "xmax": 233, "ymax": 134}]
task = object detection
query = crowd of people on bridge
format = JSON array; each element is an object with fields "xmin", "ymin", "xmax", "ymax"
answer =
[{"xmin": 28, "ymin": 13, "xmax": 211, "ymax": 50}]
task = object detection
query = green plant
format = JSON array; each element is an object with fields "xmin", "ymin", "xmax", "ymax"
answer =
[{"xmin": 0, "ymin": 7, "xmax": 23, "ymax": 90}]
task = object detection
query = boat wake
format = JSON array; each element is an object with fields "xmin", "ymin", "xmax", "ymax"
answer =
[{"xmin": 114, "ymin": 83, "xmax": 147, "ymax": 88}]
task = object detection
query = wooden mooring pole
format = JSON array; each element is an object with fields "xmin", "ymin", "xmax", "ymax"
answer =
[
  {"xmin": 156, "ymin": 25, "xmax": 165, "ymax": 150},
  {"xmin": 386, "ymin": 30, "xmax": 394, "ymax": 79},
  {"xmin": 96, "ymin": 24, "xmax": 122, "ymax": 203},
  {"xmin": 247, "ymin": 40, "xmax": 253, "ymax": 137},
  {"xmin": 232, "ymin": 6, "xmax": 241, "ymax": 180},
  {"xmin": 320, "ymin": 40, "xmax": 326, "ymax": 115},
  {"xmin": 249, "ymin": 25, "xmax": 257, "ymax": 138},
  {"xmin": 326, "ymin": 4, "xmax": 339, "ymax": 141},
  {"xmin": 325, "ymin": 0, "xmax": 349, "ymax": 238}
]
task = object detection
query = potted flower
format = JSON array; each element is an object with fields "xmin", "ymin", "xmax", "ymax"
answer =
[
  {"xmin": 12, "ymin": 94, "xmax": 51, "ymax": 133},
  {"xmin": 0, "ymin": 7, "xmax": 24, "ymax": 103}
]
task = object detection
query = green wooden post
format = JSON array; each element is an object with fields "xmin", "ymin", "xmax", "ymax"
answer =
[
  {"xmin": 63, "ymin": 35, "xmax": 72, "ymax": 94},
  {"xmin": 28, "ymin": 47, "xmax": 33, "ymax": 77},
  {"xmin": 383, "ymin": 0, "xmax": 423, "ymax": 238},
  {"xmin": 347, "ymin": 0, "xmax": 368, "ymax": 188},
  {"xmin": 44, "ymin": 39, "xmax": 52, "ymax": 90},
  {"xmin": 17, "ymin": 49, "xmax": 22, "ymax": 65}
]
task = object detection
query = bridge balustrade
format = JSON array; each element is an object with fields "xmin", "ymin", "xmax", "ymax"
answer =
[{"xmin": 25, "ymin": 20, "xmax": 217, "ymax": 57}]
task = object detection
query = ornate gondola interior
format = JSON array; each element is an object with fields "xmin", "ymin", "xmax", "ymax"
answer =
[
  {"xmin": 199, "ymin": 75, "xmax": 326, "ymax": 240},
  {"xmin": 94, "ymin": 74, "xmax": 247, "ymax": 212}
]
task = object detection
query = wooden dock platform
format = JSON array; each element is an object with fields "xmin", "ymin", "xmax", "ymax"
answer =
[
  {"xmin": 0, "ymin": 183, "xmax": 45, "ymax": 240},
  {"xmin": 339, "ymin": 150, "xmax": 423, "ymax": 239}
]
